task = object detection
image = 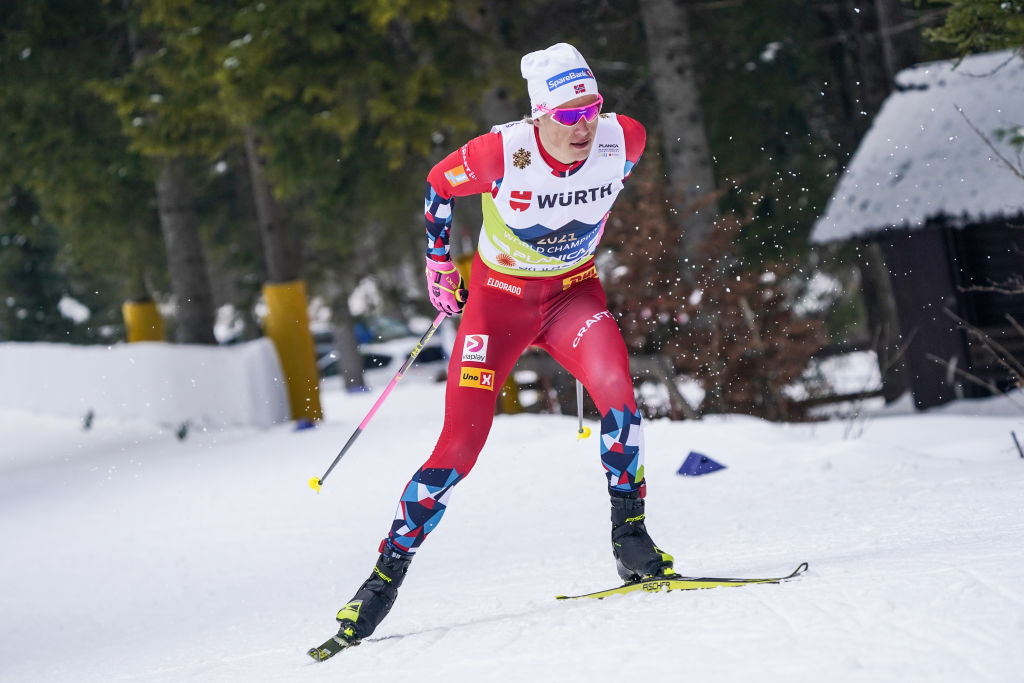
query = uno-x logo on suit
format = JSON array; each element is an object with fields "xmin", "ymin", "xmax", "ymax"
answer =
[{"xmin": 459, "ymin": 367, "xmax": 495, "ymax": 391}]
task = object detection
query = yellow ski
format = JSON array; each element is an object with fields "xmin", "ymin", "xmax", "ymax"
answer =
[{"xmin": 556, "ymin": 562, "xmax": 808, "ymax": 600}]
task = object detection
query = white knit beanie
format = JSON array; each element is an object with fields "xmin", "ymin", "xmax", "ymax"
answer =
[{"xmin": 521, "ymin": 43, "xmax": 599, "ymax": 117}]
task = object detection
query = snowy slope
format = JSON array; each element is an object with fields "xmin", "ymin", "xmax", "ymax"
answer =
[{"xmin": 2, "ymin": 374, "xmax": 1023, "ymax": 682}]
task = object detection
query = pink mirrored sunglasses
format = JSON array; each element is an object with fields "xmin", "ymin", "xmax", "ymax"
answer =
[{"xmin": 536, "ymin": 94, "xmax": 603, "ymax": 127}]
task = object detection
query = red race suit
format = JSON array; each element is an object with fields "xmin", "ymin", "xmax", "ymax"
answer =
[{"xmin": 384, "ymin": 115, "xmax": 648, "ymax": 556}]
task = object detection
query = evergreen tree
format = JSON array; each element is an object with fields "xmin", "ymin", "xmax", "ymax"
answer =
[
  {"xmin": 120, "ymin": 0, "xmax": 501, "ymax": 391},
  {"xmin": 0, "ymin": 188, "xmax": 123, "ymax": 342},
  {"xmin": 925, "ymin": 0, "xmax": 1024, "ymax": 52},
  {"xmin": 0, "ymin": 0, "xmax": 165, "ymax": 337},
  {"xmin": 93, "ymin": 1, "xmax": 233, "ymax": 344}
]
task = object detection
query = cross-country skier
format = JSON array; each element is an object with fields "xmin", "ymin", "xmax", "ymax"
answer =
[{"xmin": 310, "ymin": 42, "xmax": 674, "ymax": 660}]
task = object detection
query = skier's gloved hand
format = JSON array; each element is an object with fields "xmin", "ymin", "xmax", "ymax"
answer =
[{"xmin": 425, "ymin": 257, "xmax": 468, "ymax": 316}]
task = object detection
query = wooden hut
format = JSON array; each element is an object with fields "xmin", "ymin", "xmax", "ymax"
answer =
[{"xmin": 812, "ymin": 50, "xmax": 1024, "ymax": 409}]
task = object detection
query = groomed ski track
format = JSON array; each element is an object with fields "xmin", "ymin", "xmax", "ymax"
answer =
[{"xmin": 2, "ymin": 379, "xmax": 1023, "ymax": 682}]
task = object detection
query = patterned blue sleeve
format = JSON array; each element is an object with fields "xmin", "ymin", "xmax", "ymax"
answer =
[{"xmin": 424, "ymin": 181, "xmax": 454, "ymax": 262}]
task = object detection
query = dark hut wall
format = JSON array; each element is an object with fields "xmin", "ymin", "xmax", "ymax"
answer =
[
  {"xmin": 879, "ymin": 216, "xmax": 1024, "ymax": 408},
  {"xmin": 951, "ymin": 217, "xmax": 1024, "ymax": 393}
]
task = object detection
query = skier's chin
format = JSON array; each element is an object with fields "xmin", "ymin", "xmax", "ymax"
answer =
[{"xmin": 567, "ymin": 139, "xmax": 592, "ymax": 159}]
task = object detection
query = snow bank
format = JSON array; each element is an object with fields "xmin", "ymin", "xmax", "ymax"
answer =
[{"xmin": 0, "ymin": 340, "xmax": 289, "ymax": 428}]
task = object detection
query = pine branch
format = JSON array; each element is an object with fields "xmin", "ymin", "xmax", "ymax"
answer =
[
  {"xmin": 926, "ymin": 353, "xmax": 1024, "ymax": 415},
  {"xmin": 944, "ymin": 308, "xmax": 1024, "ymax": 382},
  {"xmin": 1006, "ymin": 313, "xmax": 1024, "ymax": 341},
  {"xmin": 956, "ymin": 105, "xmax": 1024, "ymax": 182},
  {"xmin": 959, "ymin": 278, "xmax": 1024, "ymax": 295}
]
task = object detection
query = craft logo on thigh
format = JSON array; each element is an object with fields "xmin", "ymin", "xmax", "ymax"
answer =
[
  {"xmin": 462, "ymin": 334, "xmax": 489, "ymax": 362},
  {"xmin": 572, "ymin": 310, "xmax": 614, "ymax": 348},
  {"xmin": 459, "ymin": 367, "xmax": 495, "ymax": 391}
]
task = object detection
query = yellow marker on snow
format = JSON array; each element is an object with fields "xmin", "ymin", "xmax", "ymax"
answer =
[
  {"xmin": 577, "ymin": 425, "xmax": 592, "ymax": 440},
  {"xmin": 309, "ymin": 476, "xmax": 322, "ymax": 492}
]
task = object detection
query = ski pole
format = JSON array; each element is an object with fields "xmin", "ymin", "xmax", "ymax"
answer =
[
  {"xmin": 576, "ymin": 379, "xmax": 591, "ymax": 439},
  {"xmin": 309, "ymin": 311, "xmax": 447, "ymax": 492}
]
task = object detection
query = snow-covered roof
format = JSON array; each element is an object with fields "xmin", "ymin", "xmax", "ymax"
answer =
[{"xmin": 811, "ymin": 50, "xmax": 1024, "ymax": 243}]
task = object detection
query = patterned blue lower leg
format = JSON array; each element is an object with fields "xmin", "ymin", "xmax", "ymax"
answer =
[
  {"xmin": 600, "ymin": 406, "xmax": 645, "ymax": 494},
  {"xmin": 384, "ymin": 467, "xmax": 462, "ymax": 555}
]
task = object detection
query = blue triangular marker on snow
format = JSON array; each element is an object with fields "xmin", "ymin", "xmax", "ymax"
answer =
[{"xmin": 677, "ymin": 451, "xmax": 726, "ymax": 476}]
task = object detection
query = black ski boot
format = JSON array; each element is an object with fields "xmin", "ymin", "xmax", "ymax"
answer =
[
  {"xmin": 307, "ymin": 552, "xmax": 412, "ymax": 661},
  {"xmin": 610, "ymin": 489, "xmax": 674, "ymax": 582}
]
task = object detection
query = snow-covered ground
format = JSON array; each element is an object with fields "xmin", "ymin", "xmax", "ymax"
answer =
[{"xmin": 2, "ymin": 364, "xmax": 1023, "ymax": 682}]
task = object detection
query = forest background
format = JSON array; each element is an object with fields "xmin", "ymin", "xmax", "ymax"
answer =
[{"xmin": 1, "ymin": 0, "xmax": 1019, "ymax": 419}]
